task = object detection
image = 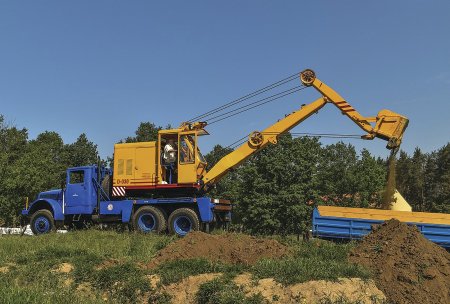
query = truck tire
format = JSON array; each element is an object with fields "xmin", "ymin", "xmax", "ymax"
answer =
[
  {"xmin": 132, "ymin": 206, "xmax": 167, "ymax": 233},
  {"xmin": 30, "ymin": 210, "xmax": 56, "ymax": 235},
  {"xmin": 168, "ymin": 208, "xmax": 200, "ymax": 237}
]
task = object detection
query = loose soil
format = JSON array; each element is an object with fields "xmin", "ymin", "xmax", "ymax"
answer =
[
  {"xmin": 53, "ymin": 262, "xmax": 74, "ymax": 274},
  {"xmin": 381, "ymin": 149, "xmax": 398, "ymax": 209},
  {"xmin": 234, "ymin": 273, "xmax": 385, "ymax": 304},
  {"xmin": 147, "ymin": 231, "xmax": 290, "ymax": 268},
  {"xmin": 95, "ymin": 258, "xmax": 122, "ymax": 270},
  {"xmin": 76, "ymin": 282, "xmax": 96, "ymax": 299},
  {"xmin": 0, "ymin": 266, "xmax": 9, "ymax": 273},
  {"xmin": 163, "ymin": 273, "xmax": 222, "ymax": 303},
  {"xmin": 157, "ymin": 272, "xmax": 384, "ymax": 304},
  {"xmin": 349, "ymin": 219, "xmax": 450, "ymax": 304}
]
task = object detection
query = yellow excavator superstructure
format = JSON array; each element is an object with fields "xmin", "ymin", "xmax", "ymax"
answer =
[{"xmin": 113, "ymin": 69, "xmax": 409, "ymax": 200}]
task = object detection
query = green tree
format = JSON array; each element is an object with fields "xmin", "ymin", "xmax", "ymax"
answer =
[
  {"xmin": 65, "ymin": 133, "xmax": 99, "ymax": 167},
  {"xmin": 204, "ymin": 145, "xmax": 236, "ymax": 198},
  {"xmin": 205, "ymin": 145, "xmax": 234, "ymax": 169},
  {"xmin": 124, "ymin": 122, "xmax": 162, "ymax": 143},
  {"xmin": 316, "ymin": 142, "xmax": 358, "ymax": 206},
  {"xmin": 408, "ymin": 148, "xmax": 427, "ymax": 211},
  {"xmin": 427, "ymin": 144, "xmax": 450, "ymax": 213},
  {"xmin": 9, "ymin": 132, "xmax": 66, "ymax": 201},
  {"xmin": 397, "ymin": 148, "xmax": 435, "ymax": 212},
  {"xmin": 0, "ymin": 116, "xmax": 29, "ymax": 225},
  {"xmin": 233, "ymin": 136, "xmax": 322, "ymax": 235},
  {"xmin": 352, "ymin": 149, "xmax": 386, "ymax": 207}
]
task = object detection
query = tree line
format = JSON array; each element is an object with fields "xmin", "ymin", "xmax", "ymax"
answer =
[
  {"xmin": 396, "ymin": 146, "xmax": 449, "ymax": 214},
  {"xmin": 0, "ymin": 115, "xmax": 99, "ymax": 225},
  {"xmin": 1, "ymin": 117, "xmax": 449, "ymax": 234},
  {"xmin": 207, "ymin": 137, "xmax": 449, "ymax": 236}
]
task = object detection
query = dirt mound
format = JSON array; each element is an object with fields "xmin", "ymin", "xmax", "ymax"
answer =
[
  {"xmin": 163, "ymin": 273, "xmax": 222, "ymax": 303},
  {"xmin": 349, "ymin": 219, "xmax": 450, "ymax": 304},
  {"xmin": 155, "ymin": 272, "xmax": 384, "ymax": 304},
  {"xmin": 52, "ymin": 262, "xmax": 74, "ymax": 274},
  {"xmin": 0, "ymin": 266, "xmax": 9, "ymax": 273},
  {"xmin": 234, "ymin": 273, "xmax": 385, "ymax": 304},
  {"xmin": 148, "ymin": 231, "xmax": 290, "ymax": 268}
]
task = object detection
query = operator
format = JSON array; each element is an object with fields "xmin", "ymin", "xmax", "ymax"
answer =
[{"xmin": 163, "ymin": 139, "xmax": 177, "ymax": 183}]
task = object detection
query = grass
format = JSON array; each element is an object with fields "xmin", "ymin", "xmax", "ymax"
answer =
[
  {"xmin": 0, "ymin": 230, "xmax": 173, "ymax": 304},
  {"xmin": 196, "ymin": 277, "xmax": 265, "ymax": 304},
  {"xmin": 251, "ymin": 239, "xmax": 371, "ymax": 285},
  {"xmin": 0, "ymin": 230, "xmax": 372, "ymax": 304},
  {"xmin": 155, "ymin": 259, "xmax": 245, "ymax": 285}
]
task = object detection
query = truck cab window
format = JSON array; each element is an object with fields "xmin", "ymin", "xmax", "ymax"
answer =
[{"xmin": 69, "ymin": 171, "xmax": 84, "ymax": 184}]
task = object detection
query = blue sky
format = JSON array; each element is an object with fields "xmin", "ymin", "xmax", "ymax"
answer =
[{"xmin": 1, "ymin": 1, "xmax": 449, "ymax": 159}]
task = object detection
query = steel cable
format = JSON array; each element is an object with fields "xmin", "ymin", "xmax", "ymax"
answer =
[
  {"xmin": 264, "ymin": 132, "xmax": 362, "ymax": 138},
  {"xmin": 224, "ymin": 132, "xmax": 364, "ymax": 150},
  {"xmin": 186, "ymin": 72, "xmax": 300, "ymax": 122},
  {"xmin": 208, "ymin": 86, "xmax": 307, "ymax": 125}
]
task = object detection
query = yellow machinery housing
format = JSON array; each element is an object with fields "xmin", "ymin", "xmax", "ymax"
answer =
[{"xmin": 113, "ymin": 122, "xmax": 209, "ymax": 194}]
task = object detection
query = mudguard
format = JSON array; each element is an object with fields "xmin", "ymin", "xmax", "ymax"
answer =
[{"xmin": 24, "ymin": 199, "xmax": 65, "ymax": 221}]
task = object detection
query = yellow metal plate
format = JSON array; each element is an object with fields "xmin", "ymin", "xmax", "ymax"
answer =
[{"xmin": 317, "ymin": 206, "xmax": 450, "ymax": 226}]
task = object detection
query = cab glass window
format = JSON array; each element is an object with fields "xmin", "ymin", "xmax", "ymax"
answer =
[
  {"xmin": 179, "ymin": 135, "xmax": 195, "ymax": 164},
  {"xmin": 197, "ymin": 148, "xmax": 206, "ymax": 163},
  {"xmin": 69, "ymin": 170, "xmax": 85, "ymax": 184}
]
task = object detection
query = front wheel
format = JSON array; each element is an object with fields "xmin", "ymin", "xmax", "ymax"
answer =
[
  {"xmin": 168, "ymin": 208, "xmax": 200, "ymax": 237},
  {"xmin": 30, "ymin": 210, "xmax": 56, "ymax": 235},
  {"xmin": 132, "ymin": 206, "xmax": 167, "ymax": 233}
]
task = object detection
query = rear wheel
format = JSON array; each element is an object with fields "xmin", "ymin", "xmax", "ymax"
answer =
[
  {"xmin": 168, "ymin": 208, "xmax": 200, "ymax": 237},
  {"xmin": 30, "ymin": 210, "xmax": 56, "ymax": 235},
  {"xmin": 132, "ymin": 206, "xmax": 167, "ymax": 233}
]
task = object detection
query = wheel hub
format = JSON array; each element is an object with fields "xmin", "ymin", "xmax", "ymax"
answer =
[{"xmin": 174, "ymin": 216, "xmax": 192, "ymax": 235}]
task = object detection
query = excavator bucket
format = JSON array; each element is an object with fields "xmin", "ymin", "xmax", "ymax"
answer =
[{"xmin": 373, "ymin": 110, "xmax": 409, "ymax": 149}]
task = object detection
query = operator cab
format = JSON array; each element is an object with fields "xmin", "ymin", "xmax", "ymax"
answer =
[
  {"xmin": 158, "ymin": 126, "xmax": 208, "ymax": 185},
  {"xmin": 112, "ymin": 122, "xmax": 209, "ymax": 196}
]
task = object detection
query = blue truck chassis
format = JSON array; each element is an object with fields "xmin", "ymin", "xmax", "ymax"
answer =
[{"xmin": 21, "ymin": 165, "xmax": 231, "ymax": 236}]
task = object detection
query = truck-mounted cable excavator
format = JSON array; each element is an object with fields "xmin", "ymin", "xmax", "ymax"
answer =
[{"xmin": 21, "ymin": 69, "xmax": 449, "ymax": 246}]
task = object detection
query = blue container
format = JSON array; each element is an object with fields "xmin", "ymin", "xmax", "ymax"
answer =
[{"xmin": 312, "ymin": 208, "xmax": 450, "ymax": 248}]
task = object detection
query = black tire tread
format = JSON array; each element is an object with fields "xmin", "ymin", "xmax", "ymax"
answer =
[
  {"xmin": 168, "ymin": 208, "xmax": 200, "ymax": 236},
  {"xmin": 132, "ymin": 206, "xmax": 167, "ymax": 233},
  {"xmin": 30, "ymin": 209, "xmax": 56, "ymax": 235}
]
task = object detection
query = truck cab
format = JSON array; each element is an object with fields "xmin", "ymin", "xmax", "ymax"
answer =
[
  {"xmin": 64, "ymin": 167, "xmax": 99, "ymax": 214},
  {"xmin": 22, "ymin": 166, "xmax": 108, "ymax": 234}
]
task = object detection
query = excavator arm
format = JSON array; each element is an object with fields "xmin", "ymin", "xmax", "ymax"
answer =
[
  {"xmin": 300, "ymin": 69, "xmax": 409, "ymax": 149},
  {"xmin": 201, "ymin": 69, "xmax": 408, "ymax": 189}
]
